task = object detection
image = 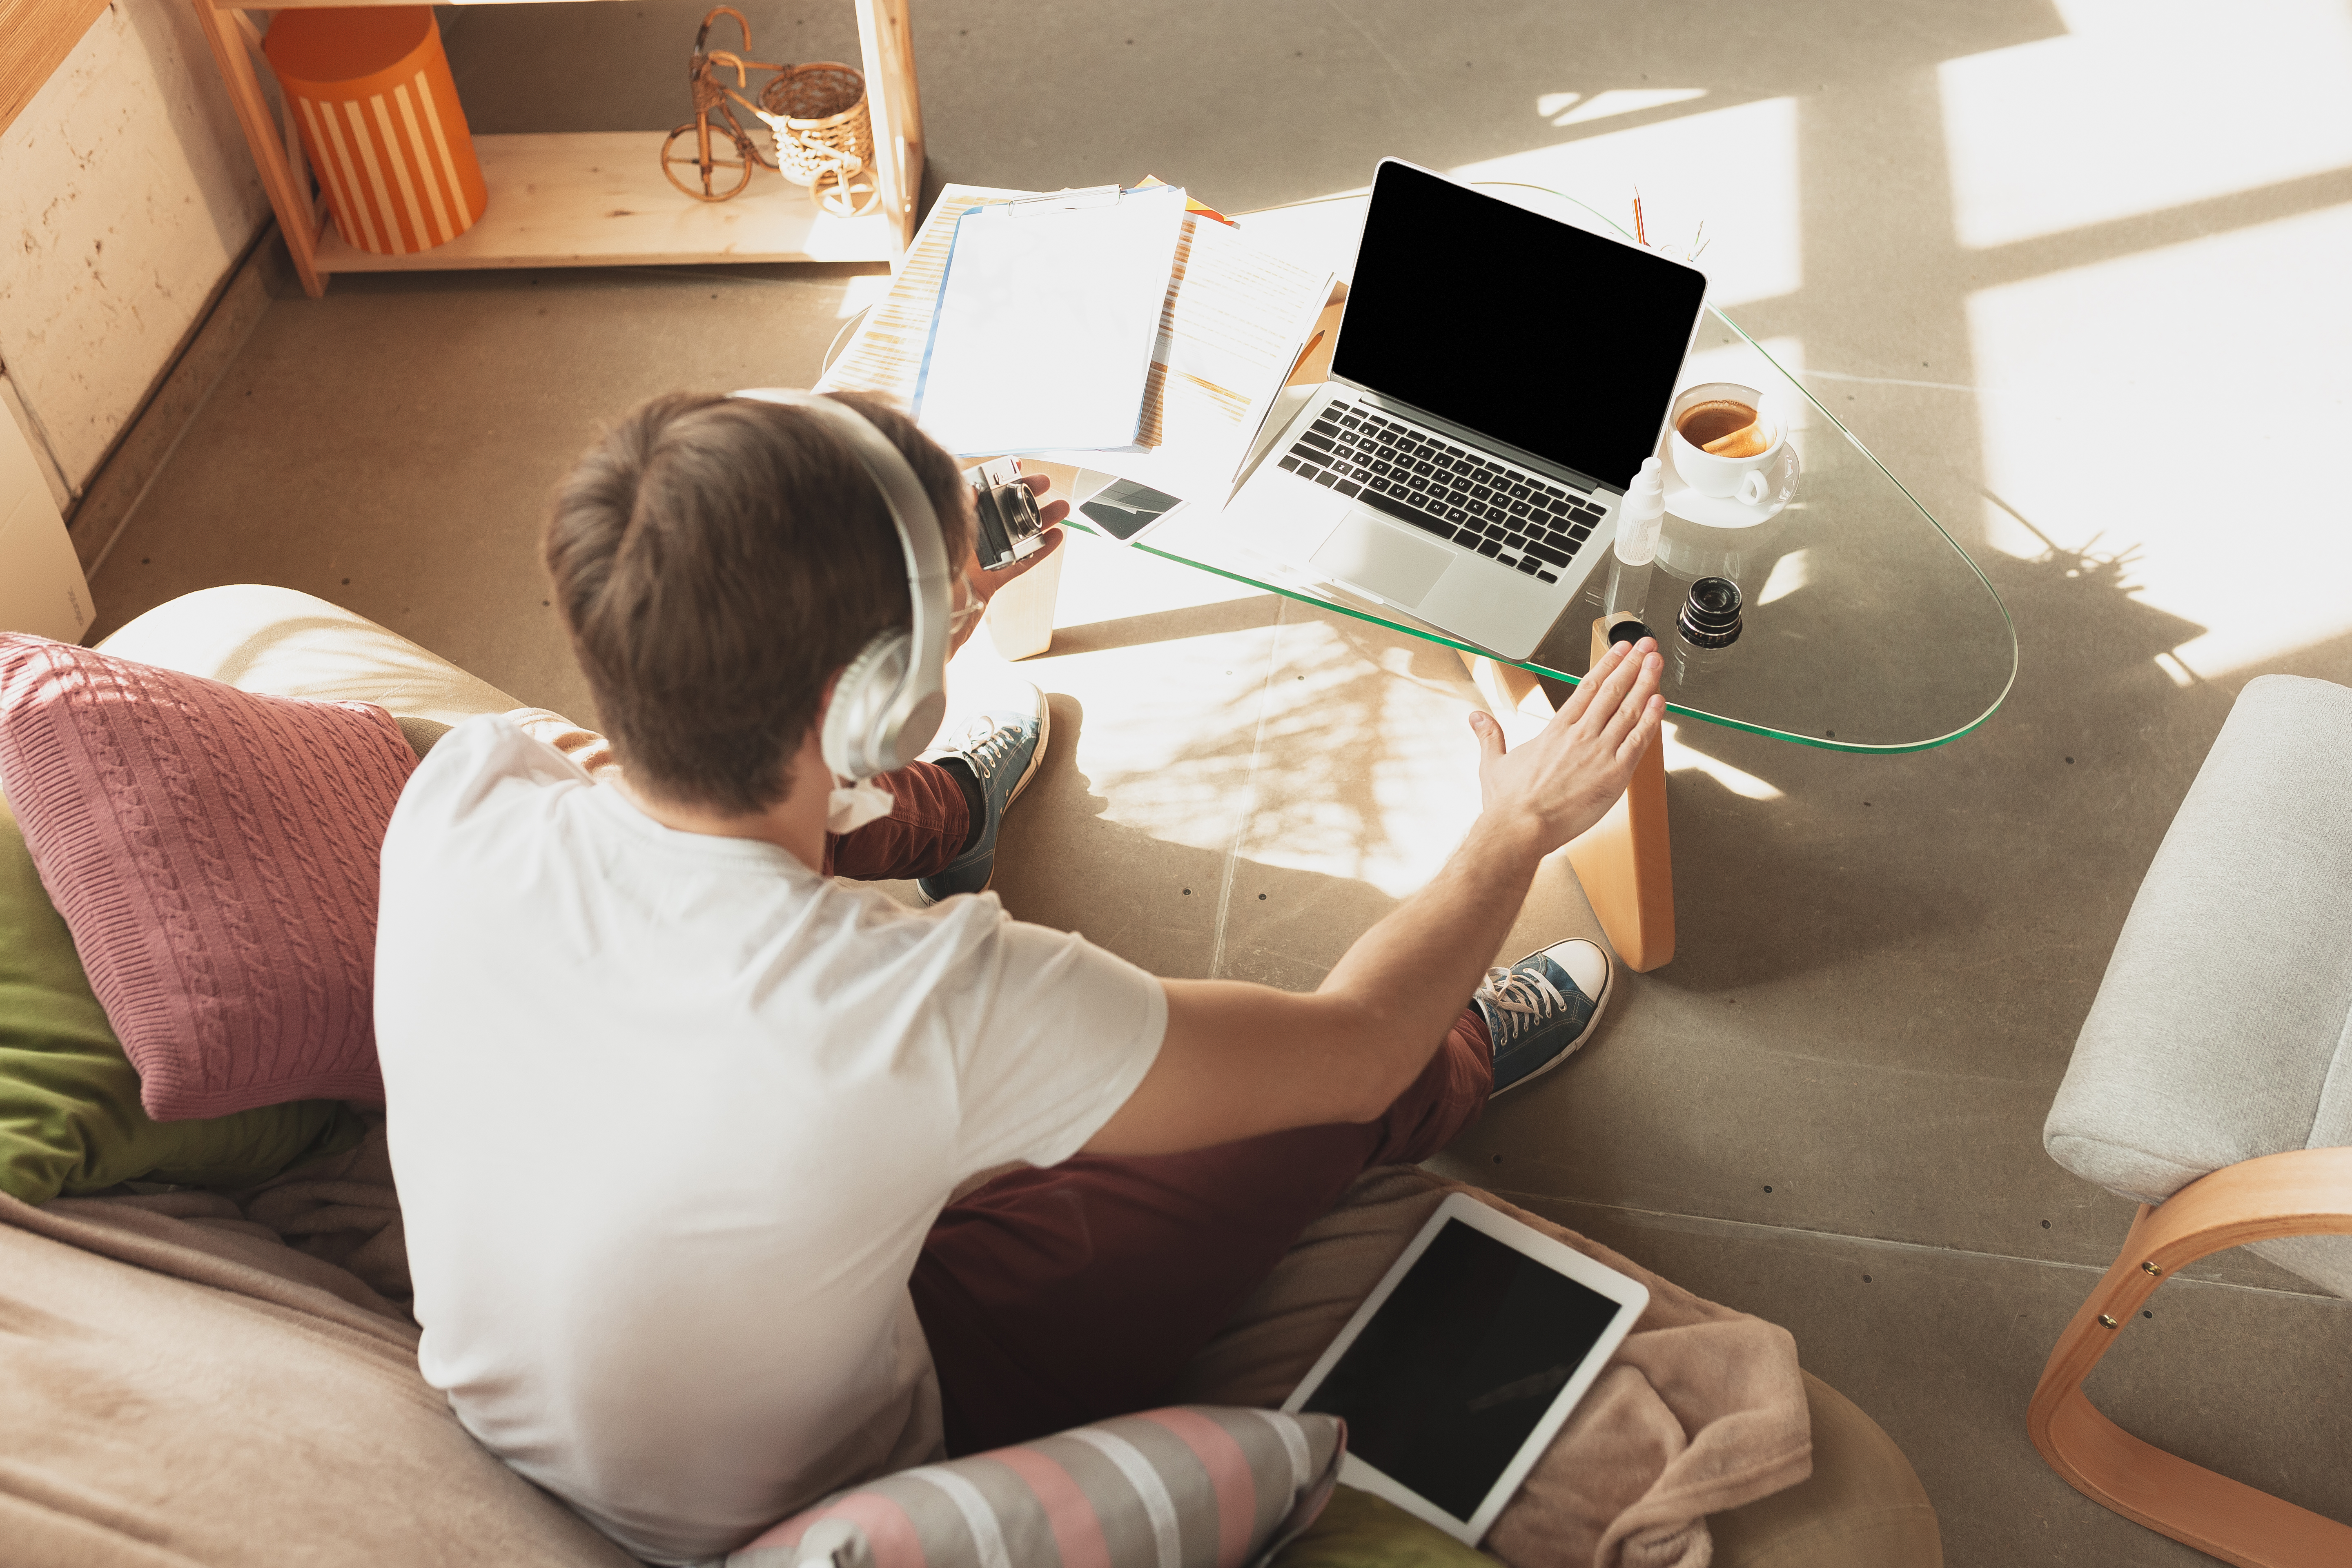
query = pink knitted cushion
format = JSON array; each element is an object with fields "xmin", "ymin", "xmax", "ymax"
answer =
[{"xmin": 0, "ymin": 634, "xmax": 415, "ymax": 1120}]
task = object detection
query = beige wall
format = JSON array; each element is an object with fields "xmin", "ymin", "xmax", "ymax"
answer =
[{"xmin": 0, "ymin": 0, "xmax": 271, "ymax": 505}]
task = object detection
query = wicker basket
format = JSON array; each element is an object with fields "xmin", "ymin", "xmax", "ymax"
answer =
[{"xmin": 755, "ymin": 62, "xmax": 872, "ymax": 187}]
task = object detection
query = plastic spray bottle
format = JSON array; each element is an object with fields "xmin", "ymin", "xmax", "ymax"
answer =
[{"xmin": 1604, "ymin": 456, "xmax": 1666, "ymax": 623}]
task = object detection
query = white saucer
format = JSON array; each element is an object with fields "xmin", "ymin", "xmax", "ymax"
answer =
[{"xmin": 1662, "ymin": 441, "xmax": 1801, "ymax": 528}]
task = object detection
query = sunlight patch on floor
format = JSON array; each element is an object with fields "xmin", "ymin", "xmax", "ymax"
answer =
[
  {"xmin": 1234, "ymin": 618, "xmax": 1484, "ymax": 899},
  {"xmin": 1660, "ymin": 721, "xmax": 1784, "ymax": 801},
  {"xmin": 836, "ymin": 273, "xmax": 892, "ymax": 318},
  {"xmin": 1449, "ymin": 96, "xmax": 1801, "ymax": 308},
  {"xmin": 1756, "ymin": 549, "xmax": 1811, "ymax": 607},
  {"xmin": 1233, "ymin": 96, "xmax": 1795, "ymax": 310},
  {"xmin": 1967, "ymin": 199, "xmax": 2352, "ymax": 677},
  {"xmin": 1535, "ymin": 87, "xmax": 1711, "ymax": 129},
  {"xmin": 1940, "ymin": 0, "xmax": 2352, "ymax": 249}
]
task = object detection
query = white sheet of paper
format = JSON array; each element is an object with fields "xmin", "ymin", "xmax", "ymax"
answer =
[
  {"xmin": 1041, "ymin": 214, "xmax": 1333, "ymax": 503},
  {"xmin": 916, "ymin": 185, "xmax": 1187, "ymax": 456},
  {"xmin": 817, "ymin": 185, "xmax": 1035, "ymax": 406}
]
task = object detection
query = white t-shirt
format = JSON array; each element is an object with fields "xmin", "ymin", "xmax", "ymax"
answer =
[{"xmin": 374, "ymin": 716, "xmax": 1166, "ymax": 1564}]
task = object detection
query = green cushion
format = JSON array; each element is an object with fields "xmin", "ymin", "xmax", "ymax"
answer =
[
  {"xmin": 1271, "ymin": 1486, "xmax": 1497, "ymax": 1567},
  {"xmin": 0, "ymin": 790, "xmax": 365, "ymax": 1205}
]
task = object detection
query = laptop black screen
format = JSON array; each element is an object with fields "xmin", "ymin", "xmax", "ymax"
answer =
[
  {"xmin": 1300, "ymin": 1218, "xmax": 1621, "ymax": 1521},
  {"xmin": 1332, "ymin": 161, "xmax": 1707, "ymax": 492}
]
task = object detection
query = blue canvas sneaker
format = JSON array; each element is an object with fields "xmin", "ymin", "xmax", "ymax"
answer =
[
  {"xmin": 1472, "ymin": 939, "xmax": 1612, "ymax": 1096},
  {"xmin": 915, "ymin": 681, "xmax": 1050, "ymax": 904}
]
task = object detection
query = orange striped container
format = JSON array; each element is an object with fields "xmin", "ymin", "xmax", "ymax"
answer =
[{"xmin": 263, "ymin": 8, "xmax": 487, "ymax": 256}]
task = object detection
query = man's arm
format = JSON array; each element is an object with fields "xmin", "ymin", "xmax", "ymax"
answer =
[{"xmin": 1084, "ymin": 636, "xmax": 1666, "ymax": 1156}]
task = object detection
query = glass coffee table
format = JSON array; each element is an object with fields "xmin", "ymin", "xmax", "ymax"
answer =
[{"xmin": 1020, "ymin": 186, "xmax": 2017, "ymax": 971}]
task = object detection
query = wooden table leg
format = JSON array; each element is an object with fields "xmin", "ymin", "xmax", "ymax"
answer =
[
  {"xmin": 1459, "ymin": 624, "xmax": 1675, "ymax": 971},
  {"xmin": 1566, "ymin": 710, "xmax": 1674, "ymax": 972}
]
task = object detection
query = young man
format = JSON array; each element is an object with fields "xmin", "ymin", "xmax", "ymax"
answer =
[{"xmin": 374, "ymin": 391, "xmax": 1664, "ymax": 1564}]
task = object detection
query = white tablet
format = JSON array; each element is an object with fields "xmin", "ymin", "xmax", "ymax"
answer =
[{"xmin": 1279, "ymin": 1192, "xmax": 1650, "ymax": 1544}]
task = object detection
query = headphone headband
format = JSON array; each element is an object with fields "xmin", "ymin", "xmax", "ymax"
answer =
[{"xmin": 729, "ymin": 388, "xmax": 954, "ymax": 777}]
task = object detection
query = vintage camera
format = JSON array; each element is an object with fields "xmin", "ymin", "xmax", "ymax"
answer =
[{"xmin": 965, "ymin": 457, "xmax": 1048, "ymax": 570}]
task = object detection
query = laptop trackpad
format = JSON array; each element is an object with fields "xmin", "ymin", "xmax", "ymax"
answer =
[{"xmin": 1311, "ymin": 516, "xmax": 1451, "ymax": 608}]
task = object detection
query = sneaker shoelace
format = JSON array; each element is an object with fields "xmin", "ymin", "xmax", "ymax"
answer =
[
  {"xmin": 949, "ymin": 715, "xmax": 1022, "ymax": 786},
  {"xmin": 1476, "ymin": 963, "xmax": 1572, "ymax": 1048}
]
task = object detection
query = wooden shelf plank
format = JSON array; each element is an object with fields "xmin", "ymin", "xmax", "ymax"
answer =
[
  {"xmin": 216, "ymin": 0, "xmax": 637, "ymax": 9},
  {"xmin": 313, "ymin": 132, "xmax": 898, "ymax": 272}
]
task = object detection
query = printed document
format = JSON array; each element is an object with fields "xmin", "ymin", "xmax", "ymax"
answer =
[
  {"xmin": 1049, "ymin": 212, "xmax": 1333, "ymax": 502},
  {"xmin": 819, "ymin": 185, "xmax": 1032, "ymax": 408},
  {"xmin": 914, "ymin": 185, "xmax": 1187, "ymax": 456},
  {"xmin": 819, "ymin": 184, "xmax": 1332, "ymax": 504}
]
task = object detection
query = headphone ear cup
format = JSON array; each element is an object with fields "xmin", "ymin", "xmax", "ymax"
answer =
[
  {"xmin": 890, "ymin": 686, "xmax": 947, "ymax": 772},
  {"xmin": 821, "ymin": 630, "xmax": 911, "ymax": 780}
]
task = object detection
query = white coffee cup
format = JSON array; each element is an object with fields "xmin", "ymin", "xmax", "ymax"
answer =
[{"xmin": 1669, "ymin": 382, "xmax": 1784, "ymax": 506}]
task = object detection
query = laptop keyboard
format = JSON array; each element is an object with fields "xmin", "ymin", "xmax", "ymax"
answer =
[{"xmin": 1275, "ymin": 399, "xmax": 1606, "ymax": 584}]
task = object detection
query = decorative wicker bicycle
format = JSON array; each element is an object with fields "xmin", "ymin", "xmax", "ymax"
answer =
[{"xmin": 659, "ymin": 7, "xmax": 880, "ymax": 216}]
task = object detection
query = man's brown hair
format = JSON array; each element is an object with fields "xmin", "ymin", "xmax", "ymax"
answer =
[{"xmin": 543, "ymin": 390, "xmax": 970, "ymax": 815}]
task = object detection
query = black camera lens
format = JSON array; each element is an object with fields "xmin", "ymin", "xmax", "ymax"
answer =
[{"xmin": 1677, "ymin": 577, "xmax": 1743, "ymax": 649}]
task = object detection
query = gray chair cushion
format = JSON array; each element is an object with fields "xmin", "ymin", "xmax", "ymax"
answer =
[
  {"xmin": 2044, "ymin": 675, "xmax": 2352, "ymax": 1296},
  {"xmin": 95, "ymin": 586, "xmax": 523, "ymax": 758}
]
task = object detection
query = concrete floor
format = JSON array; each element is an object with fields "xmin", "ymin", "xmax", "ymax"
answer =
[{"xmin": 85, "ymin": 2, "xmax": 2352, "ymax": 1564}]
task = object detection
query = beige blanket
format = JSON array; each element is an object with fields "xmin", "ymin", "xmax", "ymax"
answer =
[
  {"xmin": 0, "ymin": 1157, "xmax": 635, "ymax": 1567},
  {"xmin": 0, "ymin": 1136, "xmax": 1804, "ymax": 1568},
  {"xmin": 1177, "ymin": 1167, "xmax": 1812, "ymax": 1568}
]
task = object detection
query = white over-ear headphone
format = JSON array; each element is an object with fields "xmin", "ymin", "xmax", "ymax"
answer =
[{"xmin": 730, "ymin": 388, "xmax": 953, "ymax": 779}]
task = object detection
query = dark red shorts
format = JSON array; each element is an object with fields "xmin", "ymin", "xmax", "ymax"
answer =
[{"xmin": 832, "ymin": 762, "xmax": 1494, "ymax": 1454}]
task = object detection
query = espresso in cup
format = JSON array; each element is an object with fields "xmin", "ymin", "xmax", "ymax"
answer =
[
  {"xmin": 1676, "ymin": 399, "xmax": 1761, "ymax": 451},
  {"xmin": 1668, "ymin": 381, "xmax": 1784, "ymax": 503}
]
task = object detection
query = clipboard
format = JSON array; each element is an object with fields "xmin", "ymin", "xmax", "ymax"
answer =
[{"xmin": 913, "ymin": 183, "xmax": 1187, "ymax": 457}]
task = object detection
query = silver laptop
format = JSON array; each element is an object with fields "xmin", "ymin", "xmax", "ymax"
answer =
[{"xmin": 1221, "ymin": 159, "xmax": 1709, "ymax": 662}]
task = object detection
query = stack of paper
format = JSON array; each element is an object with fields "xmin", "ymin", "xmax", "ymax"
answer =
[
  {"xmin": 819, "ymin": 184, "xmax": 1032, "ymax": 408},
  {"xmin": 819, "ymin": 183, "xmax": 1334, "ymax": 505},
  {"xmin": 917, "ymin": 184, "xmax": 1186, "ymax": 456}
]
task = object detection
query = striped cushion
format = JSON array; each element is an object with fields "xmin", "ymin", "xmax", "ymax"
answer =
[{"xmin": 729, "ymin": 1407, "xmax": 1344, "ymax": 1568}]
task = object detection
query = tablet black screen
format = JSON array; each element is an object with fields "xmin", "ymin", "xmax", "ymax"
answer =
[{"xmin": 1300, "ymin": 1218, "xmax": 1622, "ymax": 1521}]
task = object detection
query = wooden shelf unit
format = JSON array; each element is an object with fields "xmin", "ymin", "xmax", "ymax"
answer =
[{"xmin": 192, "ymin": 0, "xmax": 922, "ymax": 298}]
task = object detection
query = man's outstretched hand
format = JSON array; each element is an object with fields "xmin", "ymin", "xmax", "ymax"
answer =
[
  {"xmin": 1470, "ymin": 636, "xmax": 1665, "ymax": 854},
  {"xmin": 1098, "ymin": 633, "xmax": 1665, "ymax": 1157}
]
